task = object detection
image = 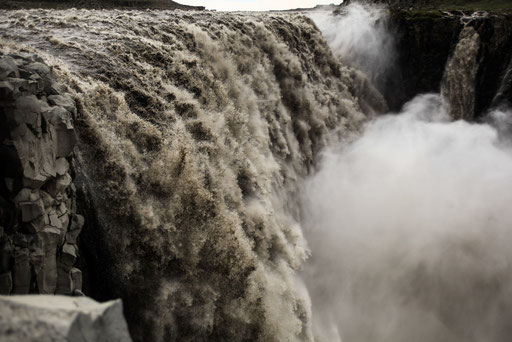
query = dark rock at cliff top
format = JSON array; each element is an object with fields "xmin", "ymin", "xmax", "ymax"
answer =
[
  {"xmin": 341, "ymin": 0, "xmax": 512, "ymax": 11},
  {"xmin": 387, "ymin": 10, "xmax": 512, "ymax": 119}
]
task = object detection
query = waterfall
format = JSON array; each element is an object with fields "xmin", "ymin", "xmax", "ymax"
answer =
[
  {"xmin": 1, "ymin": 2, "xmax": 512, "ymax": 342},
  {"xmin": 0, "ymin": 8, "xmax": 367, "ymax": 342}
]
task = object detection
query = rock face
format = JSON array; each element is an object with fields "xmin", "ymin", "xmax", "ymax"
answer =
[
  {"xmin": 0, "ymin": 295, "xmax": 132, "ymax": 342},
  {"xmin": 387, "ymin": 10, "xmax": 463, "ymax": 111},
  {"xmin": 0, "ymin": 53, "xmax": 83, "ymax": 296},
  {"xmin": 441, "ymin": 13, "xmax": 512, "ymax": 120},
  {"xmin": 389, "ymin": 10, "xmax": 512, "ymax": 119},
  {"xmin": 441, "ymin": 24, "xmax": 480, "ymax": 120}
]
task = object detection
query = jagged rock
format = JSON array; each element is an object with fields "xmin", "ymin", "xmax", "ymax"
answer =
[
  {"xmin": 22, "ymin": 215, "xmax": 48, "ymax": 234},
  {"xmin": 40, "ymin": 190, "xmax": 54, "ymax": 208},
  {"xmin": 29, "ymin": 242, "xmax": 44, "ymax": 277},
  {"xmin": 0, "ymin": 295, "xmax": 132, "ymax": 342},
  {"xmin": 0, "ymin": 81, "xmax": 14, "ymax": 99},
  {"xmin": 60, "ymin": 243, "xmax": 77, "ymax": 270},
  {"xmin": 0, "ymin": 194, "xmax": 16, "ymax": 231},
  {"xmin": 12, "ymin": 246, "xmax": 30, "ymax": 294},
  {"xmin": 66, "ymin": 214, "xmax": 83, "ymax": 244},
  {"xmin": 50, "ymin": 106, "xmax": 77, "ymax": 157},
  {"xmin": 49, "ymin": 105, "xmax": 72, "ymax": 128},
  {"xmin": 0, "ymin": 239, "xmax": 12, "ymax": 273},
  {"xmin": 56, "ymin": 264, "xmax": 72, "ymax": 294},
  {"xmin": 5, "ymin": 77, "xmax": 27, "ymax": 94},
  {"xmin": 25, "ymin": 62, "xmax": 51, "ymax": 79},
  {"xmin": 29, "ymin": 73, "xmax": 45, "ymax": 92},
  {"xmin": 55, "ymin": 157, "xmax": 69, "ymax": 176},
  {"xmin": 47, "ymin": 81, "xmax": 66, "ymax": 95},
  {"xmin": 57, "ymin": 127, "xmax": 76, "ymax": 157},
  {"xmin": 0, "ymin": 57, "xmax": 19, "ymax": 80},
  {"xmin": 18, "ymin": 199, "xmax": 44, "ymax": 222},
  {"xmin": 48, "ymin": 94, "xmax": 76, "ymax": 115},
  {"xmin": 14, "ymin": 189, "xmax": 45, "ymax": 222},
  {"xmin": 48, "ymin": 210, "xmax": 63, "ymax": 229},
  {"xmin": 9, "ymin": 96, "xmax": 58, "ymax": 187},
  {"xmin": 0, "ymin": 272, "xmax": 12, "ymax": 294},
  {"xmin": 12, "ymin": 126, "xmax": 57, "ymax": 187},
  {"xmin": 71, "ymin": 267, "xmax": 82, "ymax": 292},
  {"xmin": 38, "ymin": 226, "xmax": 60, "ymax": 294},
  {"xmin": 13, "ymin": 95, "xmax": 48, "ymax": 129}
]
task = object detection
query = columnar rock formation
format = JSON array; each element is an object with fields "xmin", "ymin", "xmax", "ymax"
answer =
[{"xmin": 0, "ymin": 53, "xmax": 83, "ymax": 296}]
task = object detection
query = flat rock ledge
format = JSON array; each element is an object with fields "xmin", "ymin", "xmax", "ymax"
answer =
[
  {"xmin": 0, "ymin": 295, "xmax": 132, "ymax": 342},
  {"xmin": 0, "ymin": 52, "xmax": 84, "ymax": 295}
]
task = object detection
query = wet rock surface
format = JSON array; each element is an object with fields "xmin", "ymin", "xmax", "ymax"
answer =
[
  {"xmin": 0, "ymin": 295, "xmax": 132, "ymax": 342},
  {"xmin": 388, "ymin": 10, "xmax": 512, "ymax": 119},
  {"xmin": 0, "ymin": 53, "xmax": 83, "ymax": 296}
]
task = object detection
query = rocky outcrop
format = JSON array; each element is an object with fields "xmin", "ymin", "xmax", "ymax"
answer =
[
  {"xmin": 385, "ymin": 10, "xmax": 512, "ymax": 119},
  {"xmin": 386, "ymin": 10, "xmax": 463, "ymax": 111},
  {"xmin": 0, "ymin": 53, "xmax": 83, "ymax": 296},
  {"xmin": 441, "ymin": 24, "xmax": 480, "ymax": 120},
  {"xmin": 0, "ymin": 295, "xmax": 132, "ymax": 342},
  {"xmin": 441, "ymin": 13, "xmax": 512, "ymax": 120}
]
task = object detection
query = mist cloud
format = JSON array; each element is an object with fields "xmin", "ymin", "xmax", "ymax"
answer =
[
  {"xmin": 302, "ymin": 94, "xmax": 512, "ymax": 342},
  {"xmin": 310, "ymin": 3, "xmax": 395, "ymax": 83}
]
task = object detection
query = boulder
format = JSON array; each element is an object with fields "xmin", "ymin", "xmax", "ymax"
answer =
[
  {"xmin": 0, "ymin": 295, "xmax": 132, "ymax": 342},
  {"xmin": 48, "ymin": 94, "xmax": 76, "ymax": 116},
  {"xmin": 24, "ymin": 62, "xmax": 51, "ymax": 79},
  {"xmin": 0, "ymin": 57, "xmax": 19, "ymax": 80},
  {"xmin": 38, "ymin": 226, "xmax": 61, "ymax": 294},
  {"xmin": 47, "ymin": 81, "xmax": 67, "ymax": 95},
  {"xmin": 50, "ymin": 106, "xmax": 76, "ymax": 157}
]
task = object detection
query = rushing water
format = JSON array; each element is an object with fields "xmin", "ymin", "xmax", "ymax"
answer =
[
  {"xmin": 1, "ymin": 3, "xmax": 511, "ymax": 342},
  {"xmin": 0, "ymin": 8, "xmax": 368, "ymax": 342}
]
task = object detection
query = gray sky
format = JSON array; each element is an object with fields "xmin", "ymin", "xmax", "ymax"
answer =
[{"xmin": 179, "ymin": 0, "xmax": 333, "ymax": 11}]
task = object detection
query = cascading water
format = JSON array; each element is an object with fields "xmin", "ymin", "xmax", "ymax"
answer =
[
  {"xmin": 310, "ymin": 3, "xmax": 395, "ymax": 89},
  {"xmin": 1, "ymin": 2, "xmax": 511, "ymax": 342},
  {"xmin": 0, "ymin": 8, "xmax": 367, "ymax": 342}
]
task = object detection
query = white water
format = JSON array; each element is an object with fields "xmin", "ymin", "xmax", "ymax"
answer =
[
  {"xmin": 1, "ymin": 2, "xmax": 511, "ymax": 342},
  {"xmin": 306, "ymin": 4, "xmax": 512, "ymax": 341},
  {"xmin": 310, "ymin": 3, "xmax": 395, "ymax": 83}
]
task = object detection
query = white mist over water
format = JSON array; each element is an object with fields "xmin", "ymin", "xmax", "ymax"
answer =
[
  {"xmin": 306, "ymin": 3, "xmax": 512, "ymax": 341},
  {"xmin": 310, "ymin": 3, "xmax": 395, "ymax": 82},
  {"xmin": 302, "ymin": 94, "xmax": 512, "ymax": 342}
]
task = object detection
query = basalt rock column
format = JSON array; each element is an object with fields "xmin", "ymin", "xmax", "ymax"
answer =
[{"xmin": 0, "ymin": 52, "xmax": 84, "ymax": 296}]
